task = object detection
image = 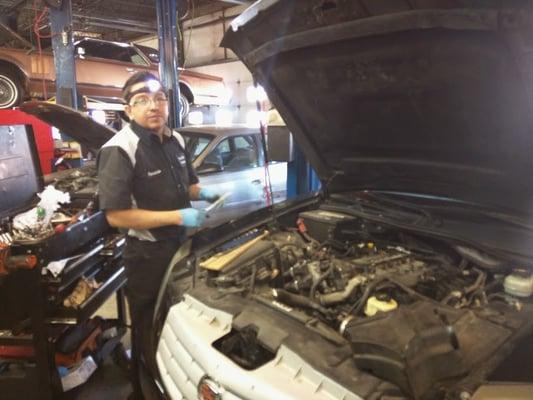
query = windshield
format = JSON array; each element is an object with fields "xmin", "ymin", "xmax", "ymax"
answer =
[
  {"xmin": 135, "ymin": 44, "xmax": 159, "ymax": 63},
  {"xmin": 180, "ymin": 132, "xmax": 214, "ymax": 161}
]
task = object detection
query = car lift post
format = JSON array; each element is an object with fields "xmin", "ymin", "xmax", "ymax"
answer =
[
  {"xmin": 156, "ymin": 0, "xmax": 181, "ymax": 128},
  {"xmin": 287, "ymin": 145, "xmax": 321, "ymax": 198},
  {"xmin": 48, "ymin": 0, "xmax": 78, "ymax": 109}
]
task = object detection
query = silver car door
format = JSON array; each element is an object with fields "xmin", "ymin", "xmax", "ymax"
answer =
[{"xmin": 193, "ymin": 134, "xmax": 266, "ymax": 226}]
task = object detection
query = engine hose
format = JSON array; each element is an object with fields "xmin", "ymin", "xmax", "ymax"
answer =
[
  {"xmin": 347, "ymin": 277, "xmax": 431, "ymax": 316},
  {"xmin": 309, "ymin": 264, "xmax": 334, "ymax": 299},
  {"xmin": 347, "ymin": 277, "xmax": 389, "ymax": 315},
  {"xmin": 454, "ymin": 245, "xmax": 504, "ymax": 270},
  {"xmin": 464, "ymin": 268, "xmax": 487, "ymax": 296},
  {"xmin": 386, "ymin": 277, "xmax": 435, "ymax": 302},
  {"xmin": 272, "ymin": 289, "xmax": 331, "ymax": 316},
  {"xmin": 318, "ymin": 275, "xmax": 367, "ymax": 306},
  {"xmin": 301, "ymin": 231, "xmax": 316, "ymax": 244},
  {"xmin": 441, "ymin": 268, "xmax": 487, "ymax": 306},
  {"xmin": 278, "ymin": 243, "xmax": 301, "ymax": 251},
  {"xmin": 249, "ymin": 264, "xmax": 257, "ymax": 293}
]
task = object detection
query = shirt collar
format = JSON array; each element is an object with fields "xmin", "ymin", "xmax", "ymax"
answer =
[{"xmin": 130, "ymin": 121, "xmax": 172, "ymax": 144}]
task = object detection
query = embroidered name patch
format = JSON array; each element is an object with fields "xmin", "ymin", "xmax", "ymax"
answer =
[{"xmin": 147, "ymin": 169, "xmax": 162, "ymax": 177}]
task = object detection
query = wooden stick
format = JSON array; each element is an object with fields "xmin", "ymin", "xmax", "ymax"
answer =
[{"xmin": 199, "ymin": 231, "xmax": 269, "ymax": 271}]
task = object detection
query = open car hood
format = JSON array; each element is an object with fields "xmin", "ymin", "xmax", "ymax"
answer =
[
  {"xmin": 222, "ymin": 1, "xmax": 533, "ymax": 214},
  {"xmin": 20, "ymin": 101, "xmax": 115, "ymax": 155}
]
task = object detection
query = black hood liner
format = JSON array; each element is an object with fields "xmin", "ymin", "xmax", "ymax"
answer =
[
  {"xmin": 222, "ymin": 1, "xmax": 533, "ymax": 214},
  {"xmin": 20, "ymin": 101, "xmax": 115, "ymax": 155}
]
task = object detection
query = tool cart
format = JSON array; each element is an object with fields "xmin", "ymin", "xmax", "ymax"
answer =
[{"xmin": 0, "ymin": 103, "xmax": 126, "ymax": 400}]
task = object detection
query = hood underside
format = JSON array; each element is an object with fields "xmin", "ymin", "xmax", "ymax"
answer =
[
  {"xmin": 222, "ymin": 0, "xmax": 533, "ymax": 214},
  {"xmin": 20, "ymin": 102, "xmax": 115, "ymax": 155}
]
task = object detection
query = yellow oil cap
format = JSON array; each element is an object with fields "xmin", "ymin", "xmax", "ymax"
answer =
[{"xmin": 364, "ymin": 296, "xmax": 398, "ymax": 317}]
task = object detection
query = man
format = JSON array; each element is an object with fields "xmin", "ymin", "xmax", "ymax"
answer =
[{"xmin": 97, "ymin": 71, "xmax": 220, "ymax": 399}]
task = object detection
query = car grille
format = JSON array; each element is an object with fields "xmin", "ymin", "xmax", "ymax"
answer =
[{"xmin": 156, "ymin": 294, "xmax": 363, "ymax": 400}]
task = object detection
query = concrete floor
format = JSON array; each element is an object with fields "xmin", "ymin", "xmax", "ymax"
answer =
[
  {"xmin": 65, "ymin": 296, "xmax": 132, "ymax": 400},
  {"xmin": 64, "ymin": 357, "xmax": 131, "ymax": 400}
]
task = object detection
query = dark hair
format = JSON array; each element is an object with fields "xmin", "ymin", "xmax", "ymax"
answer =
[{"xmin": 122, "ymin": 71, "xmax": 162, "ymax": 103}]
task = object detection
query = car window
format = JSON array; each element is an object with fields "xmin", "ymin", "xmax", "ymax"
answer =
[
  {"xmin": 216, "ymin": 138, "xmax": 230, "ymax": 154},
  {"xmin": 234, "ymin": 136, "xmax": 254, "ymax": 150},
  {"xmin": 215, "ymin": 135, "xmax": 259, "ymax": 171},
  {"xmin": 202, "ymin": 138, "xmax": 230, "ymax": 171},
  {"xmin": 76, "ymin": 40, "xmax": 101, "ymax": 58},
  {"xmin": 76, "ymin": 40, "xmax": 147, "ymax": 65},
  {"xmin": 136, "ymin": 45, "xmax": 159, "ymax": 64},
  {"xmin": 181, "ymin": 132, "xmax": 213, "ymax": 161},
  {"xmin": 128, "ymin": 47, "xmax": 149, "ymax": 66}
]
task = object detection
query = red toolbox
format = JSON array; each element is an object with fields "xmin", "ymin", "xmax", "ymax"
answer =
[
  {"xmin": 0, "ymin": 108, "xmax": 54, "ymax": 175},
  {"xmin": 0, "ymin": 102, "xmax": 125, "ymax": 400}
]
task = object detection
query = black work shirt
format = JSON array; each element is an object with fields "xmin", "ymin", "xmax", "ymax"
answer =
[{"xmin": 97, "ymin": 121, "xmax": 199, "ymax": 242}]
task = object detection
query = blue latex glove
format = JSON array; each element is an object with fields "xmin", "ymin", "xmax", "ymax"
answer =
[
  {"xmin": 199, "ymin": 187, "xmax": 221, "ymax": 203},
  {"xmin": 179, "ymin": 208, "xmax": 206, "ymax": 227}
]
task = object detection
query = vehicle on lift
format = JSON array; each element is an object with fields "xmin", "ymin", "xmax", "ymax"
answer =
[
  {"xmin": 151, "ymin": 1, "xmax": 533, "ymax": 400},
  {"xmin": 181, "ymin": 125, "xmax": 287, "ymax": 227},
  {"xmin": 0, "ymin": 37, "xmax": 228, "ymax": 118}
]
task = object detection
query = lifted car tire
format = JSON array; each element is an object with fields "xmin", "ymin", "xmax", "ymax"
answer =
[
  {"xmin": 0, "ymin": 68, "xmax": 23, "ymax": 109},
  {"xmin": 179, "ymin": 92, "xmax": 190, "ymax": 121}
]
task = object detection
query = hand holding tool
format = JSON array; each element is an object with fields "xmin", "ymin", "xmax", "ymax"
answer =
[
  {"xmin": 179, "ymin": 208, "xmax": 206, "ymax": 227},
  {"xmin": 199, "ymin": 187, "xmax": 222, "ymax": 203},
  {"xmin": 205, "ymin": 192, "xmax": 231, "ymax": 216}
]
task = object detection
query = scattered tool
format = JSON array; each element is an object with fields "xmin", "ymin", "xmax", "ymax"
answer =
[
  {"xmin": 0, "ymin": 242, "xmax": 38, "ymax": 276},
  {"xmin": 63, "ymin": 277, "xmax": 100, "ymax": 308},
  {"xmin": 205, "ymin": 192, "xmax": 232, "ymax": 217},
  {"xmin": 55, "ymin": 325, "xmax": 102, "ymax": 367}
]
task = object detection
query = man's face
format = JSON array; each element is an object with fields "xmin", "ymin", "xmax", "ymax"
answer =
[{"xmin": 124, "ymin": 81, "xmax": 169, "ymax": 132}]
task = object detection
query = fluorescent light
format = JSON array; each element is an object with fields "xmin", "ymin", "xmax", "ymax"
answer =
[
  {"xmin": 51, "ymin": 127, "xmax": 61, "ymax": 140},
  {"xmin": 215, "ymin": 109, "xmax": 234, "ymax": 126},
  {"xmin": 187, "ymin": 111, "xmax": 204, "ymax": 125},
  {"xmin": 246, "ymin": 110, "xmax": 267, "ymax": 128},
  {"xmin": 90, "ymin": 110, "xmax": 106, "ymax": 125},
  {"xmin": 246, "ymin": 85, "xmax": 268, "ymax": 103},
  {"xmin": 221, "ymin": 87, "xmax": 233, "ymax": 105}
]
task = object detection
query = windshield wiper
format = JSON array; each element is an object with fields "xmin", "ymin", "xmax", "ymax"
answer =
[
  {"xmin": 334, "ymin": 192, "xmax": 533, "ymax": 231},
  {"xmin": 328, "ymin": 192, "xmax": 441, "ymax": 227},
  {"xmin": 423, "ymin": 204, "xmax": 533, "ymax": 231}
]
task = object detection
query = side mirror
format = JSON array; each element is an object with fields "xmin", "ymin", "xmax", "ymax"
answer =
[
  {"xmin": 76, "ymin": 47, "xmax": 86, "ymax": 58},
  {"xmin": 197, "ymin": 162, "xmax": 223, "ymax": 174}
]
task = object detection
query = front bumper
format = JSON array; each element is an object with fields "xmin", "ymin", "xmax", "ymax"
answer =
[{"xmin": 156, "ymin": 294, "xmax": 362, "ymax": 400}]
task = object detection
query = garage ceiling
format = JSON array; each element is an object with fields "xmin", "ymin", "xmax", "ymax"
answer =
[{"xmin": 0, "ymin": 0, "xmax": 251, "ymax": 47}]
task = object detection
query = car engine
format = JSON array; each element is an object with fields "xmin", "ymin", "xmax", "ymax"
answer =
[{"xmin": 194, "ymin": 208, "xmax": 533, "ymax": 399}]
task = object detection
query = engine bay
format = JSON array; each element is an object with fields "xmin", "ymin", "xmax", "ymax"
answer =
[{"xmin": 193, "ymin": 206, "xmax": 533, "ymax": 399}]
